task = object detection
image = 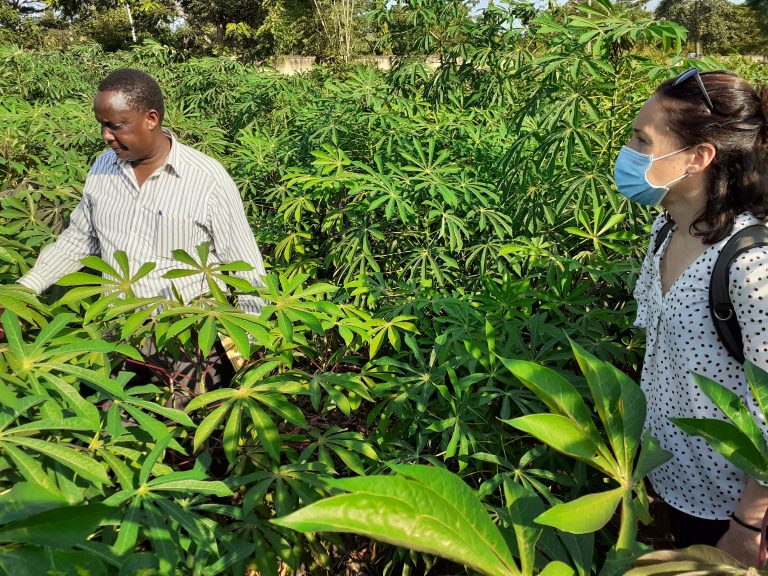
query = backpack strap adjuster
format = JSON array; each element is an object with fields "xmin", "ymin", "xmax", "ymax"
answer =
[
  {"xmin": 709, "ymin": 224, "xmax": 768, "ymax": 363},
  {"xmin": 653, "ymin": 218, "xmax": 768, "ymax": 363},
  {"xmin": 712, "ymin": 304, "xmax": 734, "ymax": 322}
]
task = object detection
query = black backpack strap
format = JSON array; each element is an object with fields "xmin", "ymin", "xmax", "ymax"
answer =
[
  {"xmin": 654, "ymin": 219, "xmax": 676, "ymax": 255},
  {"xmin": 709, "ymin": 224, "xmax": 768, "ymax": 364}
]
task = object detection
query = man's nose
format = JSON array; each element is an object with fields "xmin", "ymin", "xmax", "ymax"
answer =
[{"xmin": 101, "ymin": 126, "xmax": 115, "ymax": 142}]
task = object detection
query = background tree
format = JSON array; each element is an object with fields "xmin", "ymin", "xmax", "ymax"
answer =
[
  {"xmin": 655, "ymin": 0, "xmax": 768, "ymax": 54},
  {"xmin": 729, "ymin": 4, "xmax": 768, "ymax": 54},
  {"xmin": 373, "ymin": 0, "xmax": 474, "ymax": 57},
  {"xmin": 46, "ymin": 0, "xmax": 178, "ymax": 49},
  {"xmin": 745, "ymin": 0, "xmax": 768, "ymax": 34}
]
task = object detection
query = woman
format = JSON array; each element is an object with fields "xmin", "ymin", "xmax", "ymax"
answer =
[{"xmin": 617, "ymin": 68, "xmax": 768, "ymax": 564}]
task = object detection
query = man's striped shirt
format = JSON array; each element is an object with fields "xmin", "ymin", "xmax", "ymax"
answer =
[{"xmin": 19, "ymin": 130, "xmax": 267, "ymax": 314}]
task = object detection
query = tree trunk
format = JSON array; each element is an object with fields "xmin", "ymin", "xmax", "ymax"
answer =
[{"xmin": 124, "ymin": 1, "xmax": 137, "ymax": 43}]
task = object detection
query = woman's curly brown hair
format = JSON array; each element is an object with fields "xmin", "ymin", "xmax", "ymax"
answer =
[{"xmin": 655, "ymin": 70, "xmax": 768, "ymax": 243}]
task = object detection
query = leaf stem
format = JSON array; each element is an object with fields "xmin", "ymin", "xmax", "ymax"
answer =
[{"xmin": 616, "ymin": 490, "xmax": 637, "ymax": 553}]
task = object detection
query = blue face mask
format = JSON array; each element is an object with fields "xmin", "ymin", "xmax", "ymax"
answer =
[{"xmin": 613, "ymin": 145, "xmax": 690, "ymax": 205}]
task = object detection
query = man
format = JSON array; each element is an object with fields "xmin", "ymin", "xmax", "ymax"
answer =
[{"xmin": 16, "ymin": 68, "xmax": 267, "ymax": 396}]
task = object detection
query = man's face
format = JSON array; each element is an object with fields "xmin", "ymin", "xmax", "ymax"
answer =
[{"xmin": 93, "ymin": 90, "xmax": 158, "ymax": 163}]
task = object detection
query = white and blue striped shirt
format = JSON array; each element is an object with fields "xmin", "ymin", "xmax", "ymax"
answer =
[{"xmin": 19, "ymin": 130, "xmax": 267, "ymax": 314}]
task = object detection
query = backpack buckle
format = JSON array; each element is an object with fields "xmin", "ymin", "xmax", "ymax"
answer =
[{"xmin": 713, "ymin": 304, "xmax": 734, "ymax": 321}]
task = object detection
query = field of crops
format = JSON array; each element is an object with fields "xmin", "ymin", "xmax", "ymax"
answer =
[{"xmin": 2, "ymin": 1, "xmax": 768, "ymax": 574}]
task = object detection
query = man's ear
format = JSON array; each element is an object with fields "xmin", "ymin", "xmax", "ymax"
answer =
[
  {"xmin": 146, "ymin": 109, "xmax": 160, "ymax": 131},
  {"xmin": 687, "ymin": 142, "xmax": 716, "ymax": 174}
]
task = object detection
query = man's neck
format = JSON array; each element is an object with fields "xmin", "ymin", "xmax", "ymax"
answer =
[{"xmin": 131, "ymin": 131, "xmax": 172, "ymax": 170}]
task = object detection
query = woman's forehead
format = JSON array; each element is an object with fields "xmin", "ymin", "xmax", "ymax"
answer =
[{"xmin": 635, "ymin": 96, "xmax": 677, "ymax": 139}]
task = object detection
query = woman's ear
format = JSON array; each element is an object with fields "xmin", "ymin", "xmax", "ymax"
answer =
[{"xmin": 687, "ymin": 142, "xmax": 716, "ymax": 174}]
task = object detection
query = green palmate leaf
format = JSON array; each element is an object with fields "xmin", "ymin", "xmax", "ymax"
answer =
[
  {"xmin": 256, "ymin": 392, "xmax": 307, "ymax": 428},
  {"xmin": 118, "ymin": 553, "xmax": 159, "ymax": 576},
  {"xmin": 691, "ymin": 372, "xmax": 768, "ymax": 460},
  {"xmin": 75, "ymin": 540, "xmax": 122, "ymax": 569},
  {"xmin": 163, "ymin": 268, "xmax": 201, "ymax": 279},
  {"xmin": 193, "ymin": 401, "xmax": 232, "ymax": 451},
  {"xmin": 0, "ymin": 482, "xmax": 68, "ymax": 525},
  {"xmin": 539, "ymin": 562, "xmax": 577, "ymax": 576},
  {"xmin": 671, "ymin": 418, "xmax": 768, "ymax": 481},
  {"xmin": 38, "ymin": 372, "xmax": 101, "ymax": 425},
  {"xmin": 275, "ymin": 494, "xmax": 517, "ymax": 576},
  {"xmin": 186, "ymin": 387, "xmax": 239, "ymax": 412},
  {"xmin": 171, "ymin": 248, "xmax": 200, "ymax": 268},
  {"xmin": 0, "ymin": 547, "xmax": 109, "ymax": 576},
  {"xmin": 147, "ymin": 479, "xmax": 234, "ymax": 496},
  {"xmin": 215, "ymin": 261, "xmax": 253, "ymax": 272},
  {"xmin": 8, "ymin": 416, "xmax": 98, "ymax": 434},
  {"xmin": 218, "ymin": 317, "xmax": 250, "ymax": 357},
  {"xmin": 140, "ymin": 433, "xmax": 173, "ymax": 486},
  {"xmin": 56, "ymin": 271, "xmax": 108, "ymax": 287},
  {"xmin": 126, "ymin": 398, "xmax": 194, "ymax": 427},
  {"xmin": 0, "ymin": 503, "xmax": 115, "ymax": 547},
  {"xmin": 2, "ymin": 309, "xmax": 25, "ymax": 357},
  {"xmin": 535, "ymin": 488, "xmax": 625, "ymax": 534},
  {"xmin": 275, "ymin": 464, "xmax": 519, "ymax": 576},
  {"xmin": 223, "ymin": 405, "xmax": 242, "ymax": 464},
  {"xmin": 499, "ymin": 356, "xmax": 604, "ymax": 447},
  {"xmin": 113, "ymin": 498, "xmax": 142, "ymax": 556},
  {"xmin": 203, "ymin": 538, "xmax": 257, "ymax": 576},
  {"xmin": 745, "ymin": 361, "xmax": 768, "ymax": 422},
  {"xmin": 570, "ymin": 341, "xmax": 633, "ymax": 471},
  {"xmin": 196, "ymin": 241, "xmax": 210, "ymax": 263},
  {"xmin": 504, "ymin": 413, "xmax": 615, "ymax": 476},
  {"xmin": 45, "ymin": 362, "xmax": 127, "ymax": 399},
  {"xmin": 145, "ymin": 502, "xmax": 179, "ymax": 576},
  {"xmin": 80, "ymin": 255, "xmax": 121, "ymax": 279},
  {"xmin": 6, "ymin": 436, "xmax": 111, "ymax": 485},
  {"xmin": 626, "ymin": 545, "xmax": 746, "ymax": 576},
  {"xmin": 504, "ymin": 480, "xmax": 545, "ymax": 576},
  {"xmin": 613, "ymin": 363, "xmax": 646, "ymax": 470},
  {"xmin": 632, "ymin": 431, "xmax": 672, "ymax": 482},
  {"xmin": 332, "ymin": 446, "xmax": 366, "ymax": 476},
  {"xmin": 153, "ymin": 499, "xmax": 212, "ymax": 556},
  {"xmin": 114, "ymin": 250, "xmax": 131, "ymax": 276},
  {"xmin": 26, "ymin": 312, "xmax": 75, "ymax": 353},
  {"xmin": 198, "ymin": 315, "xmax": 217, "ymax": 356},
  {"xmin": 247, "ymin": 401, "xmax": 280, "ymax": 462},
  {"xmin": 3, "ymin": 444, "xmax": 57, "ymax": 492}
]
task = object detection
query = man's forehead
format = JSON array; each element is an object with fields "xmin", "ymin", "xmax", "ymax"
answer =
[{"xmin": 94, "ymin": 90, "xmax": 135, "ymax": 113}]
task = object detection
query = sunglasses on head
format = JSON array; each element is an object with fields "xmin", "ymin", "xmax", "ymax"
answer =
[{"xmin": 672, "ymin": 67, "xmax": 715, "ymax": 113}]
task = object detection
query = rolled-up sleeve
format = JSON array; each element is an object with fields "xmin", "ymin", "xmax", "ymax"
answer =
[
  {"xmin": 18, "ymin": 192, "xmax": 98, "ymax": 294},
  {"xmin": 207, "ymin": 173, "xmax": 268, "ymax": 315}
]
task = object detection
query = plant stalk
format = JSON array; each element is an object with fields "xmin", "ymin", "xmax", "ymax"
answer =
[{"xmin": 616, "ymin": 490, "xmax": 637, "ymax": 553}]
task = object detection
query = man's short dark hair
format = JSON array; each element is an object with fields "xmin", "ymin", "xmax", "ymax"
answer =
[{"xmin": 98, "ymin": 68, "xmax": 165, "ymax": 123}]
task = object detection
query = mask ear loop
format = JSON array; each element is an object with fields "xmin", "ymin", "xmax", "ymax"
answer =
[
  {"xmin": 661, "ymin": 171, "xmax": 690, "ymax": 189},
  {"xmin": 651, "ymin": 146, "xmax": 691, "ymax": 162},
  {"xmin": 651, "ymin": 147, "xmax": 693, "ymax": 190}
]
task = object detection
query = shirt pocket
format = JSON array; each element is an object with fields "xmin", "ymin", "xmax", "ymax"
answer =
[{"xmin": 154, "ymin": 215, "xmax": 207, "ymax": 260}]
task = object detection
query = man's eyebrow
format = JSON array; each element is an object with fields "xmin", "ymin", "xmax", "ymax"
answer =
[{"xmin": 632, "ymin": 127, "xmax": 648, "ymax": 136}]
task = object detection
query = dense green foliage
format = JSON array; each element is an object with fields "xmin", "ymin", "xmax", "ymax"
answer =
[
  {"xmin": 2, "ymin": 0, "xmax": 768, "ymax": 57},
  {"xmin": 2, "ymin": 0, "xmax": 768, "ymax": 574}
]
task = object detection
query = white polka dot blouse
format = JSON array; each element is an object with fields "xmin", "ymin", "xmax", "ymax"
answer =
[{"xmin": 634, "ymin": 211, "xmax": 768, "ymax": 520}]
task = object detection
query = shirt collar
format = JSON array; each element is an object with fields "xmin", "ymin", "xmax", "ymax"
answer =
[
  {"xmin": 162, "ymin": 128, "xmax": 182, "ymax": 178},
  {"xmin": 111, "ymin": 127, "xmax": 182, "ymax": 178}
]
